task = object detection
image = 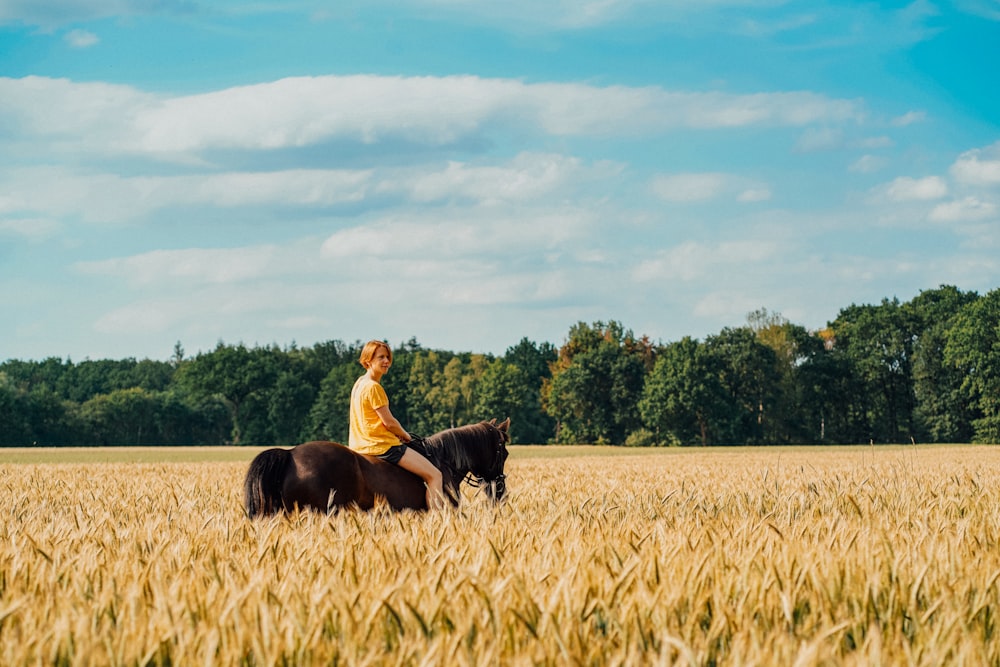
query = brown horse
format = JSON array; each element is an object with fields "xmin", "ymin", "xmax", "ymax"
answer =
[{"xmin": 243, "ymin": 418, "xmax": 510, "ymax": 517}]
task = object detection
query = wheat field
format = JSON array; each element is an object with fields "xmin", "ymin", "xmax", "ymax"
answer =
[{"xmin": 2, "ymin": 445, "xmax": 999, "ymax": 666}]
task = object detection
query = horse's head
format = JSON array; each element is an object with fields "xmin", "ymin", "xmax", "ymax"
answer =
[
  {"xmin": 424, "ymin": 418, "xmax": 511, "ymax": 504},
  {"xmin": 477, "ymin": 417, "xmax": 511, "ymax": 503}
]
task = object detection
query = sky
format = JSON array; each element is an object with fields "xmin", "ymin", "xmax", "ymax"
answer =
[{"xmin": 1, "ymin": 0, "xmax": 998, "ymax": 363}]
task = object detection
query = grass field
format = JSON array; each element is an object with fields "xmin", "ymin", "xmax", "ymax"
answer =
[{"xmin": 2, "ymin": 444, "xmax": 999, "ymax": 665}]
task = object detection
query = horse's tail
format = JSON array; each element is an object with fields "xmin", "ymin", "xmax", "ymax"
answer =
[{"xmin": 243, "ymin": 448, "xmax": 292, "ymax": 518}]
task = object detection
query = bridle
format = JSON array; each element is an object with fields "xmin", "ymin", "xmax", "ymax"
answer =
[
  {"xmin": 462, "ymin": 426, "xmax": 509, "ymax": 494},
  {"xmin": 413, "ymin": 423, "xmax": 508, "ymax": 498}
]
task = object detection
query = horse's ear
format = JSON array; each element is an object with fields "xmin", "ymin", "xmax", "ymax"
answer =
[
  {"xmin": 498, "ymin": 417, "xmax": 510, "ymax": 432},
  {"xmin": 488, "ymin": 418, "xmax": 497, "ymax": 426}
]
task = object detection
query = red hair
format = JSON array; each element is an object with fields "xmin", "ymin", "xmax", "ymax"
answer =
[{"xmin": 358, "ymin": 340, "xmax": 392, "ymax": 368}]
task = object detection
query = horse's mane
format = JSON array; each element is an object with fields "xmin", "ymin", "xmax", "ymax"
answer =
[{"xmin": 422, "ymin": 422, "xmax": 498, "ymax": 471}]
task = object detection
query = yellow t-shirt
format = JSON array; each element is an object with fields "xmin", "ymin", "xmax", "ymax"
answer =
[{"xmin": 349, "ymin": 375, "xmax": 398, "ymax": 455}]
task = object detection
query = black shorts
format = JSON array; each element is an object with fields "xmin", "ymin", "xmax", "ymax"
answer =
[{"xmin": 377, "ymin": 444, "xmax": 407, "ymax": 464}]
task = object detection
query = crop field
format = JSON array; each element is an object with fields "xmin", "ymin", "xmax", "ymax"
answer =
[{"xmin": 3, "ymin": 444, "xmax": 999, "ymax": 665}]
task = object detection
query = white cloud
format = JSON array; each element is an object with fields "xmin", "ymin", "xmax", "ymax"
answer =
[
  {"xmin": 693, "ymin": 291, "xmax": 762, "ymax": 320},
  {"xmin": 855, "ymin": 136, "xmax": 893, "ymax": 149},
  {"xmin": 650, "ymin": 173, "xmax": 728, "ymax": 203},
  {"xmin": 75, "ymin": 246, "xmax": 283, "ymax": 286},
  {"xmin": 951, "ymin": 145, "xmax": 1000, "ymax": 187},
  {"xmin": 88, "ymin": 282, "xmax": 338, "ymax": 336},
  {"xmin": 884, "ymin": 175, "xmax": 948, "ymax": 201},
  {"xmin": 890, "ymin": 110, "xmax": 926, "ymax": 126},
  {"xmin": 320, "ymin": 206, "xmax": 594, "ymax": 262},
  {"xmin": 75, "ymin": 203, "xmax": 604, "ymax": 342},
  {"xmin": 737, "ymin": 188, "xmax": 772, "ymax": 203},
  {"xmin": 0, "ymin": 75, "xmax": 865, "ymax": 160},
  {"xmin": 650, "ymin": 172, "xmax": 770, "ymax": 204},
  {"xmin": 0, "ymin": 166, "xmax": 375, "ymax": 223},
  {"xmin": 92, "ymin": 298, "xmax": 185, "ymax": 335},
  {"xmin": 0, "ymin": 0, "xmax": 202, "ymax": 29},
  {"xmin": 929, "ymin": 197, "xmax": 997, "ymax": 223},
  {"xmin": 64, "ymin": 29, "xmax": 99, "ymax": 48},
  {"xmin": 384, "ymin": 152, "xmax": 620, "ymax": 204},
  {"xmin": 794, "ymin": 126, "xmax": 844, "ymax": 152},
  {"xmin": 1, "ymin": 154, "xmax": 618, "ymax": 224},
  {"xmin": 849, "ymin": 154, "xmax": 887, "ymax": 173},
  {"xmin": 0, "ymin": 217, "xmax": 60, "ymax": 240},
  {"xmin": 632, "ymin": 239, "xmax": 781, "ymax": 283}
]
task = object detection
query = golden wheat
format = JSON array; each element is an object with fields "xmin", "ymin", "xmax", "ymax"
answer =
[{"xmin": 2, "ymin": 446, "xmax": 999, "ymax": 666}]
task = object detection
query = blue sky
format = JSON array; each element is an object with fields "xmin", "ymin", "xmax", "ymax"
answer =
[{"xmin": 1, "ymin": 1, "xmax": 998, "ymax": 362}]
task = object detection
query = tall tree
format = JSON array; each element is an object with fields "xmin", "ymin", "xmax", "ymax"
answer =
[
  {"xmin": 404, "ymin": 350, "xmax": 450, "ymax": 435},
  {"xmin": 830, "ymin": 299, "xmax": 918, "ymax": 443},
  {"xmin": 945, "ymin": 289, "xmax": 1000, "ymax": 443},
  {"xmin": 502, "ymin": 338, "xmax": 557, "ymax": 443},
  {"xmin": 705, "ymin": 327, "xmax": 782, "ymax": 444},
  {"xmin": 776, "ymin": 325, "xmax": 852, "ymax": 444},
  {"xmin": 474, "ymin": 360, "xmax": 532, "ymax": 442},
  {"xmin": 747, "ymin": 310, "xmax": 824, "ymax": 443},
  {"xmin": 24, "ymin": 387, "xmax": 85, "ymax": 446},
  {"xmin": 79, "ymin": 388, "xmax": 157, "ymax": 446},
  {"xmin": 544, "ymin": 321, "xmax": 646, "ymax": 444},
  {"xmin": 176, "ymin": 343, "xmax": 279, "ymax": 444},
  {"xmin": 0, "ymin": 380, "xmax": 32, "ymax": 445},
  {"xmin": 906, "ymin": 285, "xmax": 979, "ymax": 442},
  {"xmin": 640, "ymin": 337, "xmax": 732, "ymax": 446},
  {"xmin": 265, "ymin": 369, "xmax": 317, "ymax": 444},
  {"xmin": 303, "ymin": 362, "xmax": 357, "ymax": 443}
]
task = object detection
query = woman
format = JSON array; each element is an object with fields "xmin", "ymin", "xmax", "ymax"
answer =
[{"xmin": 349, "ymin": 340, "xmax": 446, "ymax": 510}]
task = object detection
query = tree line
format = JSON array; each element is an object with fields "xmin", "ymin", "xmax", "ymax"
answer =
[{"xmin": 2, "ymin": 284, "xmax": 999, "ymax": 446}]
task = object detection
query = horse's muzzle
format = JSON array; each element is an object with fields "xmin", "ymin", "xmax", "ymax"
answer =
[{"xmin": 483, "ymin": 475, "xmax": 508, "ymax": 503}]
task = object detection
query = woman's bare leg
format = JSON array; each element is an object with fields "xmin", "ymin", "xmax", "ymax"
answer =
[{"xmin": 397, "ymin": 447, "xmax": 446, "ymax": 509}]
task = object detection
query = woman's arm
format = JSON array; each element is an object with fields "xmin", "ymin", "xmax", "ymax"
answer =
[{"xmin": 374, "ymin": 405, "xmax": 411, "ymax": 442}]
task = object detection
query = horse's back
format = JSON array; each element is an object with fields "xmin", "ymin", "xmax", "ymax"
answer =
[
  {"xmin": 284, "ymin": 441, "xmax": 374, "ymax": 511},
  {"xmin": 282, "ymin": 441, "xmax": 425, "ymax": 511}
]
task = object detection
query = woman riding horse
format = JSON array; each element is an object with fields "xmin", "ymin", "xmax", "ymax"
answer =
[
  {"xmin": 243, "ymin": 339, "xmax": 511, "ymax": 517},
  {"xmin": 349, "ymin": 340, "xmax": 445, "ymax": 509},
  {"xmin": 243, "ymin": 419, "xmax": 510, "ymax": 517}
]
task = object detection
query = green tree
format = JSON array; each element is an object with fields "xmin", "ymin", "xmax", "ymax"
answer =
[
  {"xmin": 906, "ymin": 285, "xmax": 979, "ymax": 442},
  {"xmin": 59, "ymin": 358, "xmax": 173, "ymax": 402},
  {"xmin": 505, "ymin": 337, "xmax": 557, "ymax": 383},
  {"xmin": 945, "ymin": 289, "xmax": 1000, "ymax": 443},
  {"xmin": 152, "ymin": 391, "xmax": 229, "ymax": 445},
  {"xmin": 440, "ymin": 356, "xmax": 465, "ymax": 428},
  {"xmin": 24, "ymin": 387, "xmax": 86, "ymax": 446},
  {"xmin": 706, "ymin": 326, "xmax": 782, "ymax": 444},
  {"xmin": 265, "ymin": 369, "xmax": 317, "ymax": 444},
  {"xmin": 772, "ymin": 326, "xmax": 851, "ymax": 444},
  {"xmin": 0, "ymin": 379, "xmax": 32, "ymax": 445},
  {"xmin": 830, "ymin": 299, "xmax": 918, "ymax": 443},
  {"xmin": 303, "ymin": 362, "xmax": 357, "ymax": 443},
  {"xmin": 640, "ymin": 337, "xmax": 732, "ymax": 446},
  {"xmin": 474, "ymin": 359, "xmax": 536, "ymax": 443},
  {"xmin": 79, "ymin": 388, "xmax": 157, "ymax": 445},
  {"xmin": 0, "ymin": 357, "xmax": 70, "ymax": 395},
  {"xmin": 544, "ymin": 321, "xmax": 646, "ymax": 444},
  {"xmin": 501, "ymin": 338, "xmax": 557, "ymax": 443},
  {"xmin": 404, "ymin": 350, "xmax": 450, "ymax": 435},
  {"xmin": 176, "ymin": 342, "xmax": 280, "ymax": 444}
]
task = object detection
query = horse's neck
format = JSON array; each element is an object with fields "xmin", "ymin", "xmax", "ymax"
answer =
[{"xmin": 425, "ymin": 434, "xmax": 470, "ymax": 476}]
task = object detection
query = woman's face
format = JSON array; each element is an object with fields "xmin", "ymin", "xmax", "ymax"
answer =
[{"xmin": 369, "ymin": 347, "xmax": 392, "ymax": 373}]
